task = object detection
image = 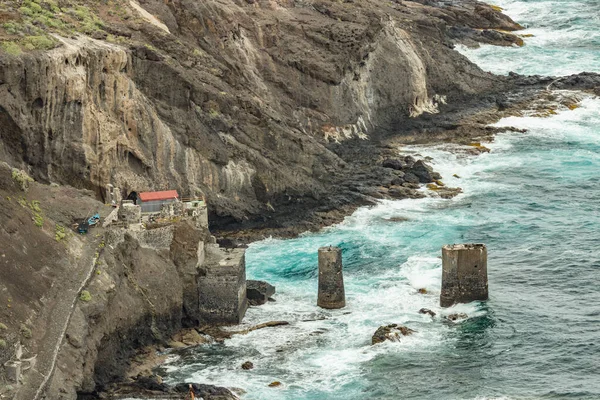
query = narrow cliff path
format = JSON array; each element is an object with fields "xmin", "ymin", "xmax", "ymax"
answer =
[{"xmin": 14, "ymin": 229, "xmax": 105, "ymax": 400}]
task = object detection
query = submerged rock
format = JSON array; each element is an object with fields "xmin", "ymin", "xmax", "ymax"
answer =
[
  {"xmin": 372, "ymin": 324, "xmax": 415, "ymax": 345},
  {"xmin": 419, "ymin": 308, "xmax": 436, "ymax": 317},
  {"xmin": 247, "ymin": 280, "xmax": 276, "ymax": 306},
  {"xmin": 241, "ymin": 361, "xmax": 254, "ymax": 370},
  {"xmin": 446, "ymin": 313, "xmax": 468, "ymax": 322},
  {"xmin": 269, "ymin": 381, "xmax": 282, "ymax": 387}
]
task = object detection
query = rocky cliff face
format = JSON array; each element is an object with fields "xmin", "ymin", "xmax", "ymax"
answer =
[{"xmin": 0, "ymin": 0, "xmax": 521, "ymax": 234}]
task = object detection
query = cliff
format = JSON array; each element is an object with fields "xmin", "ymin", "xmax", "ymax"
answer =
[
  {"xmin": 0, "ymin": 0, "xmax": 522, "ymax": 236},
  {"xmin": 0, "ymin": 162, "xmax": 249, "ymax": 399},
  {"xmin": 0, "ymin": 0, "xmax": 531, "ymax": 398}
]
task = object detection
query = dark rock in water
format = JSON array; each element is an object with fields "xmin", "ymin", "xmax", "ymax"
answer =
[
  {"xmin": 241, "ymin": 361, "xmax": 254, "ymax": 370},
  {"xmin": 411, "ymin": 160, "xmax": 437, "ymax": 183},
  {"xmin": 417, "ymin": 288, "xmax": 428, "ymax": 294},
  {"xmin": 385, "ymin": 216, "xmax": 410, "ymax": 223},
  {"xmin": 436, "ymin": 187, "xmax": 463, "ymax": 199},
  {"xmin": 247, "ymin": 280, "xmax": 276, "ymax": 306},
  {"xmin": 372, "ymin": 324, "xmax": 415, "ymax": 345},
  {"xmin": 419, "ymin": 308, "xmax": 436, "ymax": 317},
  {"xmin": 446, "ymin": 313, "xmax": 468, "ymax": 321},
  {"xmin": 269, "ymin": 381, "xmax": 282, "ymax": 387},
  {"xmin": 382, "ymin": 158, "xmax": 406, "ymax": 170},
  {"xmin": 173, "ymin": 383, "xmax": 238, "ymax": 399},
  {"xmin": 403, "ymin": 172, "xmax": 420, "ymax": 184}
]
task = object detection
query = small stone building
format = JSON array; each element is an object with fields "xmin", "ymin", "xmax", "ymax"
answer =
[{"xmin": 138, "ymin": 190, "xmax": 179, "ymax": 213}]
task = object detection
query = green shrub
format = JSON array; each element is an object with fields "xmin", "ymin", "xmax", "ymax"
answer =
[
  {"xmin": 30, "ymin": 200, "xmax": 41, "ymax": 213},
  {"xmin": 55, "ymin": 224, "xmax": 67, "ymax": 241},
  {"xmin": 2, "ymin": 22, "xmax": 22, "ymax": 35},
  {"xmin": 30, "ymin": 2, "xmax": 43, "ymax": 13},
  {"xmin": 79, "ymin": 290, "xmax": 92, "ymax": 302},
  {"xmin": 22, "ymin": 35, "xmax": 56, "ymax": 50},
  {"xmin": 18, "ymin": 198, "xmax": 28, "ymax": 208},
  {"xmin": 19, "ymin": 6, "xmax": 35, "ymax": 17},
  {"xmin": 20, "ymin": 324, "xmax": 32, "ymax": 339},
  {"xmin": 0, "ymin": 323, "xmax": 7, "ymax": 330},
  {"xmin": 33, "ymin": 213, "xmax": 44, "ymax": 227},
  {"xmin": 1, "ymin": 41, "xmax": 22, "ymax": 56},
  {"xmin": 0, "ymin": 339, "xmax": 6, "ymax": 349},
  {"xmin": 11, "ymin": 168, "xmax": 34, "ymax": 190}
]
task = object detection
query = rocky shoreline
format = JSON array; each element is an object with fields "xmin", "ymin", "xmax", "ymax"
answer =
[
  {"xmin": 213, "ymin": 74, "xmax": 600, "ymax": 245},
  {"xmin": 2, "ymin": 0, "xmax": 600, "ymax": 398}
]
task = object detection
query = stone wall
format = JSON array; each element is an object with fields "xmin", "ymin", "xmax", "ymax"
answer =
[{"xmin": 135, "ymin": 225, "xmax": 175, "ymax": 250}]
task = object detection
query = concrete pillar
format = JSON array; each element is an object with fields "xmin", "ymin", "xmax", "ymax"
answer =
[
  {"xmin": 317, "ymin": 246, "xmax": 345, "ymax": 309},
  {"xmin": 440, "ymin": 244, "xmax": 488, "ymax": 307}
]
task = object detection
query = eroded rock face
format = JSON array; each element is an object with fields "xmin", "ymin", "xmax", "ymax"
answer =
[
  {"xmin": 0, "ymin": 0, "xmax": 517, "ymax": 232},
  {"xmin": 372, "ymin": 324, "xmax": 415, "ymax": 345}
]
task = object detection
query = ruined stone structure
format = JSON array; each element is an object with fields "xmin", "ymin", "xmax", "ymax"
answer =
[
  {"xmin": 440, "ymin": 244, "xmax": 488, "ymax": 307},
  {"xmin": 117, "ymin": 200, "xmax": 142, "ymax": 224},
  {"xmin": 317, "ymin": 246, "xmax": 346, "ymax": 309},
  {"xmin": 197, "ymin": 248, "xmax": 248, "ymax": 324}
]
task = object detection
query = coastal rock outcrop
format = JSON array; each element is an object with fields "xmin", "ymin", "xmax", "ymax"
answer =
[{"xmin": 372, "ymin": 324, "xmax": 415, "ymax": 345}]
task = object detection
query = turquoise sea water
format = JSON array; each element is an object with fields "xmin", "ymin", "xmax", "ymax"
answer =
[{"xmin": 162, "ymin": 2, "xmax": 600, "ymax": 399}]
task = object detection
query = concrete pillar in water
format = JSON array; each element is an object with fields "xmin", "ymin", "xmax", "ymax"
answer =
[
  {"xmin": 440, "ymin": 244, "xmax": 488, "ymax": 307},
  {"xmin": 317, "ymin": 246, "xmax": 345, "ymax": 309}
]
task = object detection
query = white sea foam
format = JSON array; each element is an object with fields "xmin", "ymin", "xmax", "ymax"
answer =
[{"xmin": 458, "ymin": 0, "xmax": 600, "ymax": 75}]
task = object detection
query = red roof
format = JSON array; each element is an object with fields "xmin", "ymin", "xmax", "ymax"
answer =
[{"xmin": 139, "ymin": 190, "xmax": 179, "ymax": 202}]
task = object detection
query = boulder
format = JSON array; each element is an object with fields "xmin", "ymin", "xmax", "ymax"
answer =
[
  {"xmin": 241, "ymin": 361, "xmax": 254, "ymax": 370},
  {"xmin": 419, "ymin": 308, "xmax": 436, "ymax": 317},
  {"xmin": 404, "ymin": 155, "xmax": 416, "ymax": 166},
  {"xmin": 410, "ymin": 160, "xmax": 439, "ymax": 183},
  {"xmin": 372, "ymin": 324, "xmax": 415, "ymax": 345},
  {"xmin": 403, "ymin": 172, "xmax": 420, "ymax": 184},
  {"xmin": 382, "ymin": 159, "xmax": 405, "ymax": 170},
  {"xmin": 247, "ymin": 280, "xmax": 276, "ymax": 306},
  {"xmin": 446, "ymin": 313, "xmax": 468, "ymax": 321},
  {"xmin": 391, "ymin": 176, "xmax": 405, "ymax": 186}
]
